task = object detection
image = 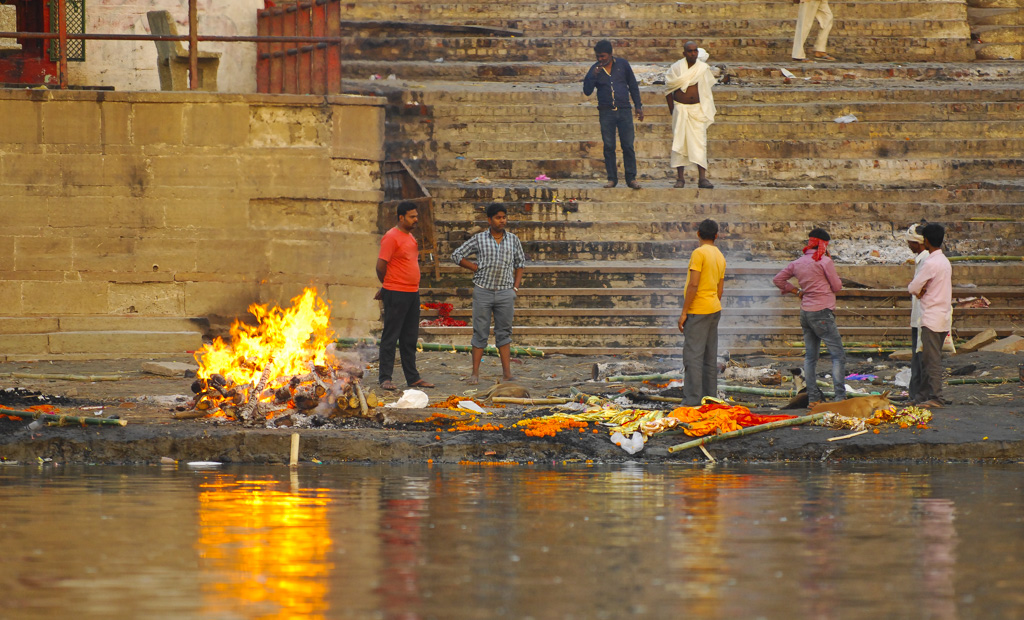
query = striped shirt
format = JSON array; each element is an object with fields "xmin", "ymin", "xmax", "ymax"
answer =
[{"xmin": 451, "ymin": 230, "xmax": 527, "ymax": 290}]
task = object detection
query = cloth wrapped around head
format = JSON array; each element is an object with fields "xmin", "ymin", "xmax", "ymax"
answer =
[
  {"xmin": 802, "ymin": 228, "xmax": 831, "ymax": 261},
  {"xmin": 904, "ymin": 224, "xmax": 924, "ymax": 243}
]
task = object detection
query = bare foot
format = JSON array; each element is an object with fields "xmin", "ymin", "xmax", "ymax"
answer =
[
  {"xmin": 501, "ymin": 375, "xmax": 516, "ymax": 383},
  {"xmin": 466, "ymin": 375, "xmax": 480, "ymax": 385},
  {"xmin": 673, "ymin": 180, "xmax": 685, "ymax": 188}
]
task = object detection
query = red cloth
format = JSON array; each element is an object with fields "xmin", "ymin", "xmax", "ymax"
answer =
[
  {"xmin": 802, "ymin": 237, "xmax": 829, "ymax": 262},
  {"xmin": 378, "ymin": 227, "xmax": 421, "ymax": 292}
]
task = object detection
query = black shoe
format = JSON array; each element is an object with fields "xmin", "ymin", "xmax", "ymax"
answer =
[
  {"xmin": 603, "ymin": 181, "xmax": 617, "ymax": 188},
  {"xmin": 626, "ymin": 180, "xmax": 642, "ymax": 190}
]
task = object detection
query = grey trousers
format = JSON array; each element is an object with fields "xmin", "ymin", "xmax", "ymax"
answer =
[
  {"xmin": 800, "ymin": 308, "xmax": 846, "ymax": 402},
  {"xmin": 683, "ymin": 311, "xmax": 721, "ymax": 406},
  {"xmin": 471, "ymin": 286, "xmax": 516, "ymax": 349},
  {"xmin": 918, "ymin": 327, "xmax": 946, "ymax": 403},
  {"xmin": 909, "ymin": 327, "xmax": 925, "ymax": 401}
]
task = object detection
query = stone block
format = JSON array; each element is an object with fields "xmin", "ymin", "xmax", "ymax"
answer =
[
  {"xmin": 48, "ymin": 331, "xmax": 202, "ymax": 355},
  {"xmin": 329, "ymin": 158, "xmax": 381, "ymax": 194},
  {"xmin": 0, "ymin": 333, "xmax": 50, "ymax": 355},
  {"xmin": 0, "ymin": 153, "xmax": 62, "ymax": 190},
  {"xmin": 108, "ymin": 283, "xmax": 185, "ymax": 315},
  {"xmin": 980, "ymin": 335, "xmax": 1024, "ymax": 354},
  {"xmin": 132, "ymin": 238, "xmax": 199, "ymax": 273},
  {"xmin": 14, "ymin": 237, "xmax": 73, "ymax": 271},
  {"xmin": 149, "ymin": 154, "xmax": 240, "ymax": 190},
  {"xmin": 958, "ymin": 328, "xmax": 998, "ymax": 353},
  {"xmin": 132, "ymin": 103, "xmax": 184, "ymax": 145},
  {"xmin": 52, "ymin": 197, "xmax": 160, "ymax": 230},
  {"xmin": 101, "ymin": 102, "xmax": 132, "ymax": 146},
  {"xmin": 60, "ymin": 154, "xmax": 150, "ymax": 196},
  {"xmin": 162, "ymin": 198, "xmax": 249, "ymax": 231},
  {"xmin": 249, "ymin": 105, "xmax": 327, "ymax": 148},
  {"xmin": 42, "ymin": 101, "xmax": 102, "ymax": 144},
  {"xmin": 0, "ymin": 198, "xmax": 50, "ymax": 232},
  {"xmin": 0, "ymin": 317, "xmax": 58, "ymax": 334},
  {"xmin": 0, "ymin": 99, "xmax": 40, "ymax": 144},
  {"xmin": 22, "ymin": 281, "xmax": 109, "ymax": 314},
  {"xmin": 70, "ymin": 237, "xmax": 137, "ymax": 273},
  {"xmin": 196, "ymin": 241, "xmax": 270, "ymax": 277},
  {"xmin": 0, "ymin": 280, "xmax": 22, "ymax": 313},
  {"xmin": 141, "ymin": 360, "xmax": 198, "ymax": 377},
  {"xmin": 184, "ymin": 104, "xmax": 250, "ymax": 148},
  {"xmin": 184, "ymin": 281, "xmax": 260, "ymax": 316},
  {"xmin": 326, "ymin": 283, "xmax": 379, "ymax": 325},
  {"xmin": 268, "ymin": 239, "xmax": 333, "ymax": 278},
  {"xmin": 331, "ymin": 105, "xmax": 385, "ymax": 160}
]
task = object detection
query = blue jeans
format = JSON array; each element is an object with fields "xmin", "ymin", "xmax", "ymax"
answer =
[
  {"xmin": 598, "ymin": 107, "xmax": 637, "ymax": 183},
  {"xmin": 800, "ymin": 308, "xmax": 846, "ymax": 402}
]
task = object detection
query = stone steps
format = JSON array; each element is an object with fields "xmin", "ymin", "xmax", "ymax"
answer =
[
  {"xmin": 0, "ymin": 316, "xmax": 207, "ymax": 361},
  {"xmin": 339, "ymin": 35, "xmax": 975, "ymax": 63},
  {"xmin": 348, "ymin": 1, "xmax": 970, "ymax": 22},
  {"xmin": 348, "ymin": 60, "xmax": 1024, "ymax": 83}
]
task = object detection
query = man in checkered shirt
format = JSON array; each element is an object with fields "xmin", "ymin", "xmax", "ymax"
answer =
[{"xmin": 451, "ymin": 203, "xmax": 527, "ymax": 385}]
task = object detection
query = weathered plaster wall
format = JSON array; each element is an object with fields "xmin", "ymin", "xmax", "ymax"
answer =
[
  {"xmin": 0, "ymin": 90, "xmax": 386, "ymax": 351},
  {"xmin": 68, "ymin": 0, "xmax": 263, "ymax": 92}
]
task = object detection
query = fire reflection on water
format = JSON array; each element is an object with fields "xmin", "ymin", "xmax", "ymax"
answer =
[{"xmin": 197, "ymin": 476, "xmax": 334, "ymax": 619}]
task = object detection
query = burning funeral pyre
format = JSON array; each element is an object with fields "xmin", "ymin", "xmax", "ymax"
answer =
[{"xmin": 188, "ymin": 288, "xmax": 377, "ymax": 427}]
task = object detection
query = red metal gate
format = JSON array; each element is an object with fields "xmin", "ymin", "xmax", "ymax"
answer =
[{"xmin": 256, "ymin": 0, "xmax": 341, "ymax": 95}]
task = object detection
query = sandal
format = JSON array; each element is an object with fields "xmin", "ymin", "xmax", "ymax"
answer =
[
  {"xmin": 814, "ymin": 53, "xmax": 837, "ymax": 61},
  {"xmin": 919, "ymin": 399, "xmax": 944, "ymax": 409},
  {"xmin": 673, "ymin": 180, "xmax": 686, "ymax": 188},
  {"xmin": 379, "ymin": 380, "xmax": 398, "ymax": 391},
  {"xmin": 409, "ymin": 379, "xmax": 435, "ymax": 388},
  {"xmin": 698, "ymin": 179, "xmax": 714, "ymax": 189}
]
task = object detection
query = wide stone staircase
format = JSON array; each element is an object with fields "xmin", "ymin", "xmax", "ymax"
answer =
[{"xmin": 344, "ymin": 0, "xmax": 1024, "ymax": 356}]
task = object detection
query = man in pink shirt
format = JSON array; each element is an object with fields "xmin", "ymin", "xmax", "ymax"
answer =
[
  {"xmin": 376, "ymin": 201, "xmax": 434, "ymax": 391},
  {"xmin": 907, "ymin": 223, "xmax": 953, "ymax": 408},
  {"xmin": 773, "ymin": 228, "xmax": 845, "ymax": 405}
]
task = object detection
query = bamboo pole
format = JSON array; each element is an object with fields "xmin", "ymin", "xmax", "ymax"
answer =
[
  {"xmin": 289, "ymin": 433, "xmax": 300, "ymax": 466},
  {"xmin": 668, "ymin": 412, "xmax": 828, "ymax": 453},
  {"xmin": 949, "ymin": 255, "xmax": 1024, "ymax": 261},
  {"xmin": 828, "ymin": 429, "xmax": 869, "ymax": 442},
  {"xmin": 946, "ymin": 377, "xmax": 1020, "ymax": 385},
  {"xmin": 335, "ymin": 337, "xmax": 545, "ymax": 358},
  {"xmin": 2, "ymin": 372, "xmax": 127, "ymax": 382},
  {"xmin": 1, "ymin": 409, "xmax": 127, "ymax": 427},
  {"xmin": 491, "ymin": 397, "xmax": 570, "ymax": 405},
  {"xmin": 605, "ymin": 373, "xmax": 683, "ymax": 382}
]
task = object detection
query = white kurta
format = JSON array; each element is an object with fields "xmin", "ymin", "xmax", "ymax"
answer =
[{"xmin": 664, "ymin": 55, "xmax": 717, "ymax": 170}]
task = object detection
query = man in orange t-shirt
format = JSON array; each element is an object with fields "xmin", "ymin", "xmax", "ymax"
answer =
[
  {"xmin": 376, "ymin": 201, "xmax": 433, "ymax": 391},
  {"xmin": 677, "ymin": 219, "xmax": 726, "ymax": 405}
]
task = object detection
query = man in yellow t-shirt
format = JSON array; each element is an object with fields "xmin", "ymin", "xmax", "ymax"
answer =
[{"xmin": 677, "ymin": 219, "xmax": 726, "ymax": 405}]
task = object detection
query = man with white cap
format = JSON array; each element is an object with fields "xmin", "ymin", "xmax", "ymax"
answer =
[{"xmin": 905, "ymin": 223, "xmax": 929, "ymax": 402}]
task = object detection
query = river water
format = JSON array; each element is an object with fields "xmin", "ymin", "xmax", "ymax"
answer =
[{"xmin": 1, "ymin": 463, "xmax": 1022, "ymax": 619}]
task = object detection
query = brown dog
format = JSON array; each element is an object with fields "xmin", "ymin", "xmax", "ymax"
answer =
[{"xmin": 809, "ymin": 392, "xmax": 891, "ymax": 419}]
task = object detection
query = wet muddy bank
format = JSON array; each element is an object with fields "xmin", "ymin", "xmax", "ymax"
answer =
[{"xmin": 1, "ymin": 352, "xmax": 1022, "ymax": 465}]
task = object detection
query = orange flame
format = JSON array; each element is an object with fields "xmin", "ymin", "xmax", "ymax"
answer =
[{"xmin": 194, "ymin": 288, "xmax": 334, "ymax": 391}]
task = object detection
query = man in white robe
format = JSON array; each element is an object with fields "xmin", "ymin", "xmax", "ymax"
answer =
[{"xmin": 664, "ymin": 41, "xmax": 716, "ymax": 189}]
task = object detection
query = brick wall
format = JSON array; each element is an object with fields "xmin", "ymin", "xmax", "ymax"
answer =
[{"xmin": 0, "ymin": 89, "xmax": 386, "ymax": 339}]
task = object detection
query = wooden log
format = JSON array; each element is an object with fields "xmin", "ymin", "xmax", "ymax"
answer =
[
  {"xmin": 667, "ymin": 412, "xmax": 828, "ymax": 453},
  {"xmin": 592, "ymin": 361, "xmax": 653, "ymax": 381},
  {"xmin": 354, "ymin": 381, "xmax": 369, "ymax": 416},
  {"xmin": 238, "ymin": 359, "xmax": 274, "ymax": 424},
  {"xmin": 171, "ymin": 410, "xmax": 209, "ymax": 420}
]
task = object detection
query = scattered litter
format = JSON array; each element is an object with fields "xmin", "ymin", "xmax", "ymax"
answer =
[
  {"xmin": 845, "ymin": 373, "xmax": 877, "ymax": 381},
  {"xmin": 954, "ymin": 296, "xmax": 990, "ymax": 308},
  {"xmin": 433, "ymin": 57, "xmax": 445, "ymax": 63},
  {"xmin": 894, "ymin": 367, "xmax": 912, "ymax": 388},
  {"xmin": 845, "ymin": 383, "xmax": 869, "ymax": 395},
  {"xmin": 386, "ymin": 74, "xmax": 397, "ymax": 80},
  {"xmin": 456, "ymin": 400, "xmax": 487, "ymax": 414},
  {"xmin": 534, "ymin": 173, "xmax": 551, "ymax": 181},
  {"xmin": 369, "ymin": 74, "xmax": 382, "ymax": 80},
  {"xmin": 780, "ymin": 68, "xmax": 796, "ymax": 79},
  {"xmin": 455, "ymin": 156, "xmax": 465, "ymax": 160},
  {"xmin": 186, "ymin": 461, "xmax": 222, "ymax": 468},
  {"xmin": 467, "ymin": 176, "xmax": 490, "ymax": 184},
  {"xmin": 385, "ymin": 389, "xmax": 429, "ymax": 409},
  {"xmin": 160, "ymin": 456, "xmax": 177, "ymax": 464},
  {"xmin": 610, "ymin": 431, "xmax": 645, "ymax": 455},
  {"xmin": 834, "ymin": 114, "xmax": 858, "ymax": 124}
]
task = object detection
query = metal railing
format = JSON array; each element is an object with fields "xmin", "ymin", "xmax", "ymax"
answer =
[{"xmin": 0, "ymin": 0, "xmax": 345, "ymax": 91}]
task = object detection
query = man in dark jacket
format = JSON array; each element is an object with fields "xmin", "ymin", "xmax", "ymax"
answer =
[{"xmin": 583, "ymin": 40, "xmax": 644, "ymax": 189}]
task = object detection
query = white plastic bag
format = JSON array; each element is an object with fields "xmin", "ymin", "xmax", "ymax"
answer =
[
  {"xmin": 385, "ymin": 389, "xmax": 429, "ymax": 409},
  {"xmin": 894, "ymin": 368, "xmax": 912, "ymax": 388}
]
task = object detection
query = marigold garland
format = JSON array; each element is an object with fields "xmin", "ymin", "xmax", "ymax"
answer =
[{"xmin": 514, "ymin": 415, "xmax": 589, "ymax": 437}]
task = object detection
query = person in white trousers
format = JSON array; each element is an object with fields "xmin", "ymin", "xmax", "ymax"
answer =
[{"xmin": 792, "ymin": 0, "xmax": 835, "ymax": 61}]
